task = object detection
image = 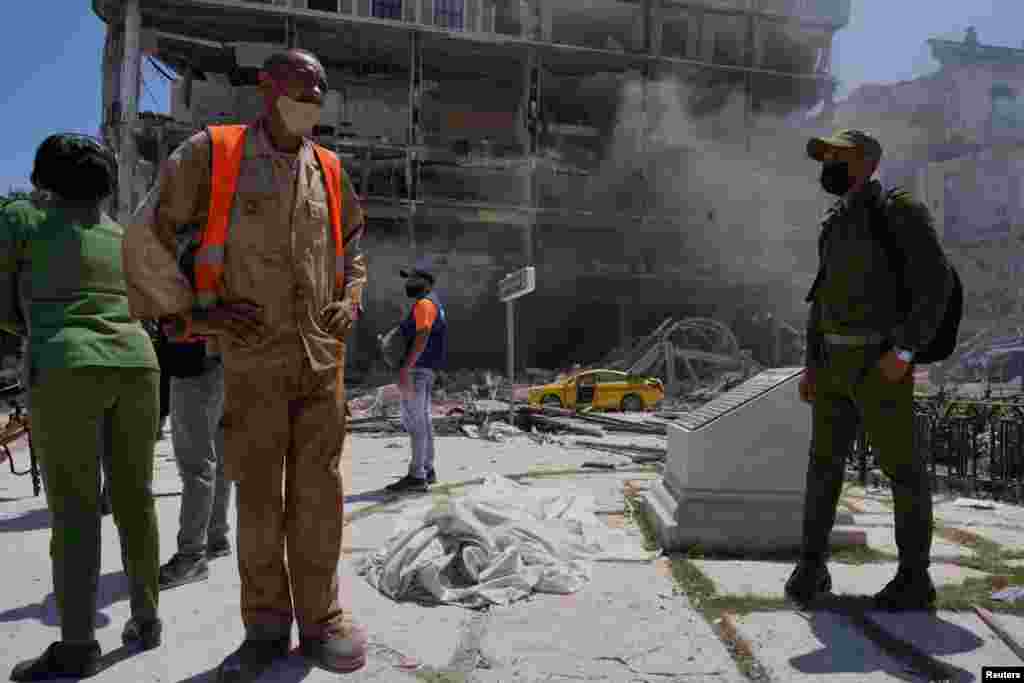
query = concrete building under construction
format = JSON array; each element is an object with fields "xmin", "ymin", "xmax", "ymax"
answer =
[{"xmin": 91, "ymin": 0, "xmax": 850, "ymax": 378}]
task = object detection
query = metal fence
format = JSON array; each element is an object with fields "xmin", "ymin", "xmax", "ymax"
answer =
[{"xmin": 851, "ymin": 393, "xmax": 1024, "ymax": 502}]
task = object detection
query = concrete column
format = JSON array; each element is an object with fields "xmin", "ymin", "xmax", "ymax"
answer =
[
  {"xmin": 538, "ymin": 0, "xmax": 553, "ymax": 42},
  {"xmin": 101, "ymin": 22, "xmax": 123, "ymax": 150},
  {"xmin": 118, "ymin": 0, "xmax": 142, "ymax": 223},
  {"xmin": 407, "ymin": 31, "xmax": 423, "ymax": 255},
  {"xmin": 286, "ymin": 16, "xmax": 298, "ymax": 48}
]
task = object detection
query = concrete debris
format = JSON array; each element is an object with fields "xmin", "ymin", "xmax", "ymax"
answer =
[
  {"xmin": 600, "ymin": 317, "xmax": 760, "ymax": 397},
  {"xmin": 954, "ymin": 497, "xmax": 999, "ymax": 510},
  {"xmin": 571, "ymin": 439, "xmax": 667, "ymax": 464}
]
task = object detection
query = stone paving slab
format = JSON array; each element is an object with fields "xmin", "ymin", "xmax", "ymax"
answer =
[
  {"xmin": 862, "ymin": 523, "xmax": 977, "ymax": 559},
  {"xmin": 867, "ymin": 610, "xmax": 1019, "ymax": 674},
  {"xmin": 0, "ymin": 492, "xmax": 436, "ymax": 682},
  {"xmin": 732, "ymin": 610, "xmax": 1003, "ymax": 682},
  {"xmin": 476, "ymin": 563, "xmax": 745, "ymax": 683},
  {"xmin": 733, "ymin": 611, "xmax": 905, "ymax": 682},
  {"xmin": 988, "ymin": 613, "xmax": 1024, "ymax": 649},
  {"xmin": 842, "ymin": 496, "xmax": 892, "ymax": 515},
  {"xmin": 954, "ymin": 525, "xmax": 1024, "ymax": 552},
  {"xmin": 692, "ymin": 561, "xmax": 989, "ymax": 599},
  {"xmin": 934, "ymin": 499, "xmax": 1024, "ymax": 529}
]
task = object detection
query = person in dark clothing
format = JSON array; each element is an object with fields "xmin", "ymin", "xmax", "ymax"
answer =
[{"xmin": 785, "ymin": 130, "xmax": 954, "ymax": 611}]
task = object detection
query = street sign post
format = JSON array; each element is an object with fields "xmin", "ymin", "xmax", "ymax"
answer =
[
  {"xmin": 498, "ymin": 266, "xmax": 535, "ymax": 303},
  {"xmin": 499, "ymin": 267, "xmax": 536, "ymax": 383}
]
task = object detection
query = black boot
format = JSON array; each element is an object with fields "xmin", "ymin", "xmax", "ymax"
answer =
[
  {"xmin": 385, "ymin": 475, "xmax": 428, "ymax": 493},
  {"xmin": 784, "ymin": 560, "xmax": 832, "ymax": 608},
  {"xmin": 874, "ymin": 567, "xmax": 936, "ymax": 611},
  {"xmin": 158, "ymin": 553, "xmax": 209, "ymax": 590},
  {"xmin": 122, "ymin": 617, "xmax": 163, "ymax": 651},
  {"xmin": 216, "ymin": 637, "xmax": 291, "ymax": 683},
  {"xmin": 10, "ymin": 641, "xmax": 101, "ymax": 681}
]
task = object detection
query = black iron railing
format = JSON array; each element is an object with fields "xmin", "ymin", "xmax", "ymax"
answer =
[{"xmin": 850, "ymin": 393, "xmax": 1024, "ymax": 502}]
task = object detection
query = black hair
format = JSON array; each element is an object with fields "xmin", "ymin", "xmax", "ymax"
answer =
[{"xmin": 30, "ymin": 133, "xmax": 117, "ymax": 203}]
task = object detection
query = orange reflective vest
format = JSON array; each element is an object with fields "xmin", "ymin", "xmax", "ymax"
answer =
[{"xmin": 193, "ymin": 124, "xmax": 344, "ymax": 310}]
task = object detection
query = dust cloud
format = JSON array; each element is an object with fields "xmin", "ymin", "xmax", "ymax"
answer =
[{"xmin": 593, "ymin": 73, "xmax": 934, "ymax": 325}]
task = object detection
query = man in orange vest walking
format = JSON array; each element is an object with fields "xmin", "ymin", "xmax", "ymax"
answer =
[{"xmin": 131, "ymin": 49, "xmax": 368, "ymax": 681}]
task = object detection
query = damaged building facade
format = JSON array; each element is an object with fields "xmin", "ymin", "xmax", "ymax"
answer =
[
  {"xmin": 834, "ymin": 28, "xmax": 1024, "ymax": 336},
  {"xmin": 92, "ymin": 0, "xmax": 850, "ymax": 378}
]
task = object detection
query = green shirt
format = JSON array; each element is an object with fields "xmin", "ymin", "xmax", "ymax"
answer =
[
  {"xmin": 804, "ymin": 181, "xmax": 954, "ymax": 368},
  {"xmin": 0, "ymin": 200, "xmax": 158, "ymax": 383}
]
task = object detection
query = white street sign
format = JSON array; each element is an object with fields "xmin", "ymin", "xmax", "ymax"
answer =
[{"xmin": 498, "ymin": 266, "xmax": 536, "ymax": 302}]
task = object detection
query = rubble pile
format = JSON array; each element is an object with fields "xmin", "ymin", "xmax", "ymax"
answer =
[{"xmin": 599, "ymin": 316, "xmax": 761, "ymax": 398}]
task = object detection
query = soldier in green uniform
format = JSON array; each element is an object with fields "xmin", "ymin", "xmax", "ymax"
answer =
[{"xmin": 785, "ymin": 130, "xmax": 954, "ymax": 610}]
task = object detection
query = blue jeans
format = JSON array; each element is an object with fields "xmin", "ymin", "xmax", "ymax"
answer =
[
  {"xmin": 169, "ymin": 360, "xmax": 232, "ymax": 558},
  {"xmin": 400, "ymin": 368, "xmax": 435, "ymax": 479}
]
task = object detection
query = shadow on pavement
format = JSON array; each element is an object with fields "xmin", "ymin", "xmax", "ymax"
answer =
[
  {"xmin": 788, "ymin": 594, "xmax": 982, "ymax": 683},
  {"xmin": 346, "ymin": 489, "xmax": 397, "ymax": 504},
  {"xmin": 173, "ymin": 653, "xmax": 314, "ymax": 683},
  {"xmin": 0, "ymin": 507, "xmax": 50, "ymax": 533},
  {"xmin": 0, "ymin": 570, "xmax": 130, "ymax": 630}
]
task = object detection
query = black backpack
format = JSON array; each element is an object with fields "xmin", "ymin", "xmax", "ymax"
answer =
[{"xmin": 869, "ymin": 188, "xmax": 964, "ymax": 364}]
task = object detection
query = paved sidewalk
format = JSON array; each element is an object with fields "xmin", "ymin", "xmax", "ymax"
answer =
[{"xmin": 4, "ymin": 431, "xmax": 1024, "ymax": 681}]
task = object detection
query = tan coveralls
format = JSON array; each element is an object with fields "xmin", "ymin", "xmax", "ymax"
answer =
[{"xmin": 153, "ymin": 121, "xmax": 367, "ymax": 640}]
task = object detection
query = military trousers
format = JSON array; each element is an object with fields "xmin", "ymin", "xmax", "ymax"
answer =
[
  {"xmin": 221, "ymin": 345, "xmax": 349, "ymax": 641},
  {"xmin": 802, "ymin": 344, "xmax": 933, "ymax": 571},
  {"xmin": 31, "ymin": 367, "xmax": 161, "ymax": 642}
]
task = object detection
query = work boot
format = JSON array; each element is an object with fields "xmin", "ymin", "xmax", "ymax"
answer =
[
  {"xmin": 216, "ymin": 637, "xmax": 291, "ymax": 683},
  {"xmin": 158, "ymin": 553, "xmax": 209, "ymax": 590},
  {"xmin": 122, "ymin": 617, "xmax": 163, "ymax": 651},
  {"xmin": 385, "ymin": 475, "xmax": 429, "ymax": 494},
  {"xmin": 206, "ymin": 539, "xmax": 232, "ymax": 560},
  {"xmin": 300, "ymin": 623, "xmax": 368, "ymax": 674},
  {"xmin": 873, "ymin": 567, "xmax": 937, "ymax": 611},
  {"xmin": 784, "ymin": 560, "xmax": 832, "ymax": 608},
  {"xmin": 10, "ymin": 641, "xmax": 102, "ymax": 681}
]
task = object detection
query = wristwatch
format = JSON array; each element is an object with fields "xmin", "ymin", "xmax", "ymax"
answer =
[{"xmin": 895, "ymin": 349, "xmax": 915, "ymax": 364}]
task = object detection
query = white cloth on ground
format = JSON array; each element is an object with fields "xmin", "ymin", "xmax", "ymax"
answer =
[{"xmin": 357, "ymin": 474, "xmax": 658, "ymax": 608}]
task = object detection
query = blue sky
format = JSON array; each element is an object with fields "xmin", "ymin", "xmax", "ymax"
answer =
[{"xmin": 1, "ymin": 1, "xmax": 1022, "ymax": 192}]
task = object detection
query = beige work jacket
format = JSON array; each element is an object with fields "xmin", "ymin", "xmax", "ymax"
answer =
[{"xmin": 152, "ymin": 121, "xmax": 367, "ymax": 373}]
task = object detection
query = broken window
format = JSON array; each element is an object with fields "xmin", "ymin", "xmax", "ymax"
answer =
[
  {"xmin": 549, "ymin": 0, "xmax": 645, "ymax": 52},
  {"xmin": 661, "ymin": 16, "xmax": 690, "ymax": 59},
  {"xmin": 434, "ymin": 0, "xmax": 465, "ymax": 30},
  {"xmin": 373, "ymin": 0, "xmax": 403, "ymax": 20}
]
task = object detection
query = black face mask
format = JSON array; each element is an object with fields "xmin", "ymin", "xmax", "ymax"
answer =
[
  {"xmin": 820, "ymin": 161, "xmax": 854, "ymax": 196},
  {"xmin": 405, "ymin": 283, "xmax": 427, "ymax": 298}
]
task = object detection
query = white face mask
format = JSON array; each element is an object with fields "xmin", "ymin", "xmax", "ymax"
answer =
[{"xmin": 276, "ymin": 96, "xmax": 322, "ymax": 137}]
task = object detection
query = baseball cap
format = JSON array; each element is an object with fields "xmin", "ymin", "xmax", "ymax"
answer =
[
  {"xmin": 807, "ymin": 129, "xmax": 883, "ymax": 163},
  {"xmin": 399, "ymin": 267, "xmax": 435, "ymax": 285}
]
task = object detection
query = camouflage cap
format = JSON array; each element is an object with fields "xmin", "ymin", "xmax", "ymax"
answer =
[{"xmin": 807, "ymin": 129, "xmax": 883, "ymax": 163}]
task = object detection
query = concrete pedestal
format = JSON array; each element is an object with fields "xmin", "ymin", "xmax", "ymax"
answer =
[{"xmin": 642, "ymin": 368, "xmax": 855, "ymax": 554}]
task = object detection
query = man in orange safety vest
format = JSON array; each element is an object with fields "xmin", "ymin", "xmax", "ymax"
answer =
[{"xmin": 131, "ymin": 48, "xmax": 368, "ymax": 682}]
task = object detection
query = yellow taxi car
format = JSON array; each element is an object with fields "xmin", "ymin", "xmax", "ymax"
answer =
[{"xmin": 527, "ymin": 370, "xmax": 664, "ymax": 412}]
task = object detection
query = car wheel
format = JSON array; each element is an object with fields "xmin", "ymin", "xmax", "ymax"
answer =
[
  {"xmin": 541, "ymin": 394, "xmax": 562, "ymax": 407},
  {"xmin": 621, "ymin": 394, "xmax": 644, "ymax": 412}
]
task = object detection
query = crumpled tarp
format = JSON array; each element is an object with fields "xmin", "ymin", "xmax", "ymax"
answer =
[{"xmin": 356, "ymin": 474, "xmax": 657, "ymax": 608}]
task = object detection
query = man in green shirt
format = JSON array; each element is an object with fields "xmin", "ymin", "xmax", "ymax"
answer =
[
  {"xmin": 4, "ymin": 134, "xmax": 163, "ymax": 681},
  {"xmin": 786, "ymin": 130, "xmax": 954, "ymax": 611}
]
